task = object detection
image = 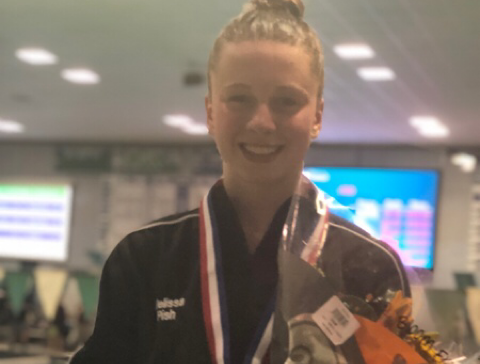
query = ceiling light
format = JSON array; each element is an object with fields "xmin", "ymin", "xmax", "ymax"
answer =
[
  {"xmin": 409, "ymin": 116, "xmax": 441, "ymax": 129},
  {"xmin": 61, "ymin": 68, "xmax": 100, "ymax": 84},
  {"xmin": 0, "ymin": 119, "xmax": 24, "ymax": 133},
  {"xmin": 334, "ymin": 44, "xmax": 375, "ymax": 60},
  {"xmin": 417, "ymin": 125, "xmax": 449, "ymax": 138},
  {"xmin": 163, "ymin": 114, "xmax": 208, "ymax": 135},
  {"xmin": 451, "ymin": 153, "xmax": 477, "ymax": 173},
  {"xmin": 163, "ymin": 115, "xmax": 194, "ymax": 129},
  {"xmin": 357, "ymin": 67, "xmax": 395, "ymax": 81},
  {"xmin": 181, "ymin": 124, "xmax": 208, "ymax": 135},
  {"xmin": 16, "ymin": 48, "xmax": 58, "ymax": 65},
  {"xmin": 409, "ymin": 116, "xmax": 450, "ymax": 138}
]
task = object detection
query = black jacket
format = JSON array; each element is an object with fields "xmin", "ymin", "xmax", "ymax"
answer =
[{"xmin": 70, "ymin": 184, "xmax": 410, "ymax": 364}]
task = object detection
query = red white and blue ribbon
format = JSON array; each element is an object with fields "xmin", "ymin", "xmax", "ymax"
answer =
[
  {"xmin": 300, "ymin": 187, "xmax": 330, "ymax": 266},
  {"xmin": 199, "ymin": 192, "xmax": 274, "ymax": 364}
]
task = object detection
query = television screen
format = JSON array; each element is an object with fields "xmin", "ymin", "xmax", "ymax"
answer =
[
  {"xmin": 0, "ymin": 183, "xmax": 73, "ymax": 263},
  {"xmin": 303, "ymin": 167, "xmax": 440, "ymax": 269}
]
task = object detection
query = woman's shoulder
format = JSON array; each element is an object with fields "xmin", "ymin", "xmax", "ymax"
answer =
[
  {"xmin": 326, "ymin": 213, "xmax": 409, "ymax": 294},
  {"xmin": 110, "ymin": 208, "xmax": 200, "ymax": 259},
  {"xmin": 133, "ymin": 208, "xmax": 200, "ymax": 234},
  {"xmin": 328, "ymin": 213, "xmax": 400, "ymax": 261}
]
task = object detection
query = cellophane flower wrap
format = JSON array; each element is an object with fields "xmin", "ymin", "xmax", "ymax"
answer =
[{"xmin": 270, "ymin": 175, "xmax": 465, "ymax": 364}]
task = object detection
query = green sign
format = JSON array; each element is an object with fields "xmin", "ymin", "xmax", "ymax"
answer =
[{"xmin": 56, "ymin": 146, "xmax": 112, "ymax": 172}]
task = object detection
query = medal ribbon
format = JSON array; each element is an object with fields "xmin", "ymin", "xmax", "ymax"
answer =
[
  {"xmin": 199, "ymin": 192, "xmax": 274, "ymax": 364},
  {"xmin": 299, "ymin": 185, "xmax": 330, "ymax": 266}
]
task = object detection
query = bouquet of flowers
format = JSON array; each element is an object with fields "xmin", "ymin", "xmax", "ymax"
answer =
[{"xmin": 270, "ymin": 175, "xmax": 467, "ymax": 364}]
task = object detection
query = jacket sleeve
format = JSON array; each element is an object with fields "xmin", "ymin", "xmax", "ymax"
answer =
[
  {"xmin": 69, "ymin": 237, "xmax": 143, "ymax": 364},
  {"xmin": 342, "ymin": 236, "xmax": 412, "ymax": 318},
  {"xmin": 323, "ymin": 218, "xmax": 412, "ymax": 319}
]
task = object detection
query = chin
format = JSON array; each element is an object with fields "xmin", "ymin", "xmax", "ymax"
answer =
[{"xmin": 243, "ymin": 167, "xmax": 296, "ymax": 186}]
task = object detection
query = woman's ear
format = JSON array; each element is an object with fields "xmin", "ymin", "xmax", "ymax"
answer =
[
  {"xmin": 205, "ymin": 95, "xmax": 214, "ymax": 136},
  {"xmin": 310, "ymin": 98, "xmax": 324, "ymax": 139}
]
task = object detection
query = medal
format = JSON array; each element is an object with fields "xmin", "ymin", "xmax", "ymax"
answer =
[{"xmin": 199, "ymin": 191, "xmax": 275, "ymax": 364}]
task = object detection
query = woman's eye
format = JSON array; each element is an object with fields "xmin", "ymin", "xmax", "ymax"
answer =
[
  {"xmin": 279, "ymin": 98, "xmax": 297, "ymax": 106},
  {"xmin": 272, "ymin": 97, "xmax": 300, "ymax": 111},
  {"xmin": 224, "ymin": 95, "xmax": 255, "ymax": 112},
  {"xmin": 228, "ymin": 95, "xmax": 250, "ymax": 103}
]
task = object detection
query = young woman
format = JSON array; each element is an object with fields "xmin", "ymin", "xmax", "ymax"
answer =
[{"xmin": 70, "ymin": 0, "xmax": 410, "ymax": 363}]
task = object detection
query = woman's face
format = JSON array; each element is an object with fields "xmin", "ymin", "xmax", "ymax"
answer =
[{"xmin": 206, "ymin": 40, "xmax": 323, "ymax": 186}]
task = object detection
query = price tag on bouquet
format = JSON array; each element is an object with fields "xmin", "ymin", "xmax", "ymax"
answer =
[{"xmin": 312, "ymin": 295, "xmax": 360, "ymax": 346}]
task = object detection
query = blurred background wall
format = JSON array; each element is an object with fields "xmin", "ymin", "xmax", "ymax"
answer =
[{"xmin": 0, "ymin": 142, "xmax": 478, "ymax": 289}]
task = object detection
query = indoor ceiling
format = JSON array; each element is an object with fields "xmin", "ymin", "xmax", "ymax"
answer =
[{"xmin": 0, "ymin": 0, "xmax": 479, "ymax": 146}]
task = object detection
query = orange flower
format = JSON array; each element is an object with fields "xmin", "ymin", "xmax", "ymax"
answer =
[{"xmin": 378, "ymin": 290, "xmax": 413, "ymax": 334}]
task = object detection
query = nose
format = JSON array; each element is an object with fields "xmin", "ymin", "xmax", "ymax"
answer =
[{"xmin": 246, "ymin": 103, "xmax": 276, "ymax": 133}]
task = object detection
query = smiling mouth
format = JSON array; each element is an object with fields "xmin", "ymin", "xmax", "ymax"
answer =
[{"xmin": 240, "ymin": 143, "xmax": 283, "ymax": 157}]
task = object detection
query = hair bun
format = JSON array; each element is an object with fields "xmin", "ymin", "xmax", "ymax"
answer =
[
  {"xmin": 283, "ymin": 0, "xmax": 304, "ymax": 18},
  {"xmin": 248, "ymin": 0, "xmax": 305, "ymax": 19}
]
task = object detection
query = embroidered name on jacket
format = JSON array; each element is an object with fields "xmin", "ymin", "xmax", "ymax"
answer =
[{"xmin": 156, "ymin": 297, "xmax": 186, "ymax": 321}]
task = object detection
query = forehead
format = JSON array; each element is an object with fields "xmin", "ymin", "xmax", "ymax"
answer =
[{"xmin": 211, "ymin": 41, "xmax": 317, "ymax": 94}]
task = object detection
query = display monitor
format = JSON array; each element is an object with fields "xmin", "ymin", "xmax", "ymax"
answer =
[
  {"xmin": 303, "ymin": 167, "xmax": 440, "ymax": 269},
  {"xmin": 0, "ymin": 182, "xmax": 73, "ymax": 263}
]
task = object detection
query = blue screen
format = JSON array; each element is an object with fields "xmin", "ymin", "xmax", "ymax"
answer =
[{"xmin": 303, "ymin": 167, "xmax": 440, "ymax": 269}]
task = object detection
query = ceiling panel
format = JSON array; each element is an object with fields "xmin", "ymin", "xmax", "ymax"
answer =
[{"xmin": 0, "ymin": 0, "xmax": 478, "ymax": 146}]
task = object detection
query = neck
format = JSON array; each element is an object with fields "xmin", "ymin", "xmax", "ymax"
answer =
[{"xmin": 222, "ymin": 168, "xmax": 301, "ymax": 252}]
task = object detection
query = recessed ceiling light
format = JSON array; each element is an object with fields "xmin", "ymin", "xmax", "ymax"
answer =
[
  {"xmin": 181, "ymin": 124, "xmax": 208, "ymax": 135},
  {"xmin": 0, "ymin": 119, "xmax": 24, "ymax": 133},
  {"xmin": 357, "ymin": 67, "xmax": 396, "ymax": 81},
  {"xmin": 61, "ymin": 68, "xmax": 100, "ymax": 84},
  {"xmin": 16, "ymin": 48, "xmax": 58, "ymax": 65},
  {"xmin": 417, "ymin": 125, "xmax": 450, "ymax": 138},
  {"xmin": 334, "ymin": 43, "xmax": 375, "ymax": 60},
  {"xmin": 409, "ymin": 116, "xmax": 449, "ymax": 138},
  {"xmin": 451, "ymin": 153, "xmax": 477, "ymax": 173},
  {"xmin": 409, "ymin": 116, "xmax": 440, "ymax": 129},
  {"xmin": 163, "ymin": 115, "xmax": 194, "ymax": 129},
  {"xmin": 163, "ymin": 114, "xmax": 208, "ymax": 135}
]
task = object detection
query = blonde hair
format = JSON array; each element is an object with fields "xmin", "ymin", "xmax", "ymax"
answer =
[{"xmin": 207, "ymin": 0, "xmax": 324, "ymax": 97}]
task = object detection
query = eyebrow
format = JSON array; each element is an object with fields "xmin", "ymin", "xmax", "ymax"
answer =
[
  {"xmin": 223, "ymin": 83, "xmax": 310, "ymax": 97},
  {"xmin": 275, "ymin": 85, "xmax": 309, "ymax": 99},
  {"xmin": 223, "ymin": 83, "xmax": 251, "ymax": 90}
]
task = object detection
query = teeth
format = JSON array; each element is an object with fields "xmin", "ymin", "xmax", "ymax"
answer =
[{"xmin": 243, "ymin": 144, "xmax": 280, "ymax": 155}]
